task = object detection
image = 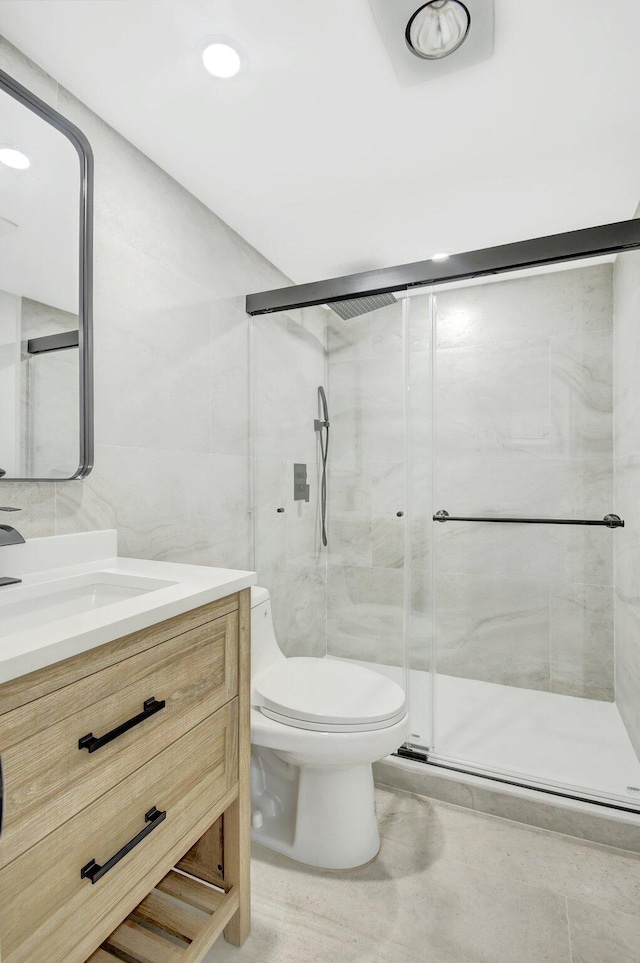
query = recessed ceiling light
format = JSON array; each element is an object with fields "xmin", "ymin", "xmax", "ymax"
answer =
[
  {"xmin": 0, "ymin": 148, "xmax": 31, "ymax": 170},
  {"xmin": 431, "ymin": 252, "xmax": 450, "ymax": 261},
  {"xmin": 202, "ymin": 42, "xmax": 242, "ymax": 79},
  {"xmin": 406, "ymin": 1, "xmax": 471, "ymax": 60}
]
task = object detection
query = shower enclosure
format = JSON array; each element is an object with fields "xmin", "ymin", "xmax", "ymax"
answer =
[{"xmin": 248, "ymin": 220, "xmax": 640, "ymax": 814}]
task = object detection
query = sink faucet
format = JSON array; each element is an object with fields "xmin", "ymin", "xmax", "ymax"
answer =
[{"xmin": 0, "ymin": 507, "xmax": 25, "ymax": 587}]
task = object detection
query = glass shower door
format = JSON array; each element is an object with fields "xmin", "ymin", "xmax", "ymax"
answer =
[
  {"xmin": 324, "ymin": 294, "xmax": 422, "ymax": 743},
  {"xmin": 426, "ymin": 258, "xmax": 640, "ymax": 807}
]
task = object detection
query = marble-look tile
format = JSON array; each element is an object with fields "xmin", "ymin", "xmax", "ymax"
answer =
[
  {"xmin": 370, "ymin": 297, "xmax": 431, "ymax": 356},
  {"xmin": 253, "ymin": 456, "xmax": 289, "ymax": 584},
  {"xmin": 613, "ymin": 249, "xmax": 640, "ymax": 458},
  {"xmin": 374, "ymin": 760, "xmax": 477, "ymax": 809},
  {"xmin": 374, "ymin": 762, "xmax": 640, "ymax": 853},
  {"xmin": 210, "ymin": 301, "xmax": 251, "ymax": 457},
  {"xmin": 56, "ymin": 445, "xmax": 251, "ymax": 569},
  {"xmin": 328, "ymin": 466, "xmax": 371, "ymax": 521},
  {"xmin": 550, "ymin": 581, "xmax": 613, "ymax": 700},
  {"xmin": 550, "ymin": 329, "xmax": 613, "ymax": 458},
  {"xmin": 329, "ymin": 517, "xmax": 372, "ymax": 567},
  {"xmin": 408, "ymin": 350, "xmax": 432, "ymax": 462},
  {"xmin": 567, "ymin": 898, "xmax": 640, "ymax": 963},
  {"xmin": 327, "ymin": 314, "xmax": 372, "ymax": 361},
  {"xmin": 329, "ymin": 354, "xmax": 404, "ymax": 470},
  {"xmin": 613, "ymin": 454, "xmax": 640, "ymax": 759},
  {"xmin": 0, "ymin": 480, "xmax": 56, "ymax": 537},
  {"xmin": 203, "ymin": 891, "xmax": 427, "ymax": 963},
  {"xmin": 435, "ymin": 520, "xmax": 612, "ymax": 586},
  {"xmin": 326, "ymin": 564, "xmax": 404, "ymax": 665},
  {"xmin": 269, "ymin": 562, "xmax": 327, "ymax": 659},
  {"xmin": 217, "ymin": 829, "xmax": 571, "ymax": 963},
  {"xmin": 436, "ymin": 337, "xmax": 550, "ymax": 463},
  {"xmin": 435, "ymin": 263, "xmax": 613, "ymax": 350},
  {"xmin": 284, "ymin": 471, "xmax": 324, "ymax": 566},
  {"xmin": 371, "ymin": 461, "xmax": 405, "ymax": 569},
  {"xmin": 92, "ymin": 228, "xmax": 213, "ymax": 454},
  {"xmin": 287, "ymin": 305, "xmax": 328, "ymax": 346},
  {"xmin": 435, "ymin": 456, "xmax": 613, "ymax": 519},
  {"xmin": 613, "ymin": 213, "xmax": 640, "ymax": 715},
  {"xmin": 614, "ymin": 595, "xmax": 640, "ymax": 762},
  {"xmin": 375, "ymin": 788, "xmax": 640, "ymax": 917},
  {"xmin": 253, "ymin": 312, "xmax": 325, "ymax": 463},
  {"xmin": 435, "ymin": 572, "xmax": 550, "ymax": 690},
  {"xmin": 326, "ymin": 465, "xmax": 373, "ymax": 564}
]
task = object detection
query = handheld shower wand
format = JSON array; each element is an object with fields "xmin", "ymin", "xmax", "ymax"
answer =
[{"xmin": 315, "ymin": 386, "xmax": 330, "ymax": 547}]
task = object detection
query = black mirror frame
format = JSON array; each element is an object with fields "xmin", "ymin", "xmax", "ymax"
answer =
[{"xmin": 0, "ymin": 67, "xmax": 93, "ymax": 481}]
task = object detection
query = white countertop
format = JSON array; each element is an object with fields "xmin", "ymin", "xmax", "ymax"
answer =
[{"xmin": 0, "ymin": 530, "xmax": 256, "ymax": 685}]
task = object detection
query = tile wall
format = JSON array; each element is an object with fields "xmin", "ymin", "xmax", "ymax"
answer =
[
  {"xmin": 325, "ymin": 298, "xmax": 431, "ymax": 669},
  {"xmin": 252, "ymin": 308, "xmax": 327, "ymax": 658},
  {"xmin": 0, "ymin": 34, "xmax": 327, "ymax": 633},
  {"xmin": 326, "ymin": 264, "xmax": 616, "ymax": 702},
  {"xmin": 433, "ymin": 264, "xmax": 614, "ymax": 700},
  {"xmin": 613, "ymin": 242, "xmax": 640, "ymax": 758}
]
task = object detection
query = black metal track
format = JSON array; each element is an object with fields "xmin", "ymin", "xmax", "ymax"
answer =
[
  {"xmin": 394, "ymin": 748, "xmax": 640, "ymax": 816},
  {"xmin": 246, "ymin": 218, "xmax": 640, "ymax": 316},
  {"xmin": 27, "ymin": 331, "xmax": 80, "ymax": 355}
]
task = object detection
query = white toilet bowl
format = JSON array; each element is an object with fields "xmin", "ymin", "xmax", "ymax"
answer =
[{"xmin": 250, "ymin": 586, "xmax": 409, "ymax": 870}]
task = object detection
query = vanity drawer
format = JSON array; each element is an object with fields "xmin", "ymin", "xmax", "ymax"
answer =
[
  {"xmin": 0, "ymin": 700, "xmax": 238, "ymax": 963},
  {"xmin": 0, "ymin": 610, "xmax": 238, "ymax": 869}
]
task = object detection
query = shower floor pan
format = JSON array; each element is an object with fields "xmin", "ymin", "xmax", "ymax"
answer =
[{"xmin": 333, "ymin": 657, "xmax": 640, "ymax": 810}]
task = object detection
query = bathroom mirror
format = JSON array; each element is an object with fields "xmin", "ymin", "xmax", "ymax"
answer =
[{"xmin": 0, "ymin": 68, "xmax": 93, "ymax": 480}]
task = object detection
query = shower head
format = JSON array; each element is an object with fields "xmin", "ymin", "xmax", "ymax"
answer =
[{"xmin": 327, "ymin": 293, "xmax": 397, "ymax": 320}]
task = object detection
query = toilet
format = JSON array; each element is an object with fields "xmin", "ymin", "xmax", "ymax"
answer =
[{"xmin": 250, "ymin": 586, "xmax": 409, "ymax": 870}]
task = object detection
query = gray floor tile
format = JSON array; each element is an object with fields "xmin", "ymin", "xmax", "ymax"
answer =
[
  {"xmin": 202, "ymin": 787, "xmax": 640, "ymax": 963},
  {"xmin": 376, "ymin": 787, "xmax": 640, "ymax": 917},
  {"xmin": 206, "ymin": 821, "xmax": 571, "ymax": 961},
  {"xmin": 567, "ymin": 898, "xmax": 640, "ymax": 963}
]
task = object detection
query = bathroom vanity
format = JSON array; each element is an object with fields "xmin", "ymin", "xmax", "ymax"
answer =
[{"xmin": 0, "ymin": 531, "xmax": 254, "ymax": 963}]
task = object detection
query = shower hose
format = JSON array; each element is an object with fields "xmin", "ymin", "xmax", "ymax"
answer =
[{"xmin": 316, "ymin": 386, "xmax": 329, "ymax": 547}]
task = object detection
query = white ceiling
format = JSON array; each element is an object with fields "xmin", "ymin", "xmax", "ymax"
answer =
[{"xmin": 0, "ymin": 0, "xmax": 639, "ymax": 285}]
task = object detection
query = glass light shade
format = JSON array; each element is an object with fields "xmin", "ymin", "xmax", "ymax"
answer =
[{"xmin": 406, "ymin": 1, "xmax": 471, "ymax": 60}]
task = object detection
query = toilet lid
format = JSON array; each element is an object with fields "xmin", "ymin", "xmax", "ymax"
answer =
[{"xmin": 253, "ymin": 658, "xmax": 407, "ymax": 732}]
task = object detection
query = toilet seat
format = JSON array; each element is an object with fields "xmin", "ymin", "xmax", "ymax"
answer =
[{"xmin": 253, "ymin": 657, "xmax": 407, "ymax": 733}]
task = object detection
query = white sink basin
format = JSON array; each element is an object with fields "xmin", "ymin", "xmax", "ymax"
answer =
[
  {"xmin": 0, "ymin": 572, "xmax": 176, "ymax": 639},
  {"xmin": 0, "ymin": 529, "xmax": 255, "ymax": 685}
]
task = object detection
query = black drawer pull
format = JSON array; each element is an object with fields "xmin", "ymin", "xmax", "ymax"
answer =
[
  {"xmin": 78, "ymin": 697, "xmax": 166, "ymax": 753},
  {"xmin": 80, "ymin": 806, "xmax": 166, "ymax": 884}
]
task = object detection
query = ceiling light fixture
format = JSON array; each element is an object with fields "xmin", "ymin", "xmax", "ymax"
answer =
[
  {"xmin": 0, "ymin": 148, "xmax": 31, "ymax": 170},
  {"xmin": 406, "ymin": 1, "xmax": 471, "ymax": 60},
  {"xmin": 431, "ymin": 252, "xmax": 450, "ymax": 261},
  {"xmin": 369, "ymin": 0, "xmax": 493, "ymax": 86},
  {"xmin": 202, "ymin": 42, "xmax": 243, "ymax": 79}
]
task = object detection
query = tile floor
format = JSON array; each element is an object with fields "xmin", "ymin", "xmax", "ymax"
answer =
[{"xmin": 204, "ymin": 787, "xmax": 640, "ymax": 963}]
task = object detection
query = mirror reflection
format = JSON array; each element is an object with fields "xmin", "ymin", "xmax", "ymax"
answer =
[{"xmin": 0, "ymin": 82, "xmax": 82, "ymax": 479}]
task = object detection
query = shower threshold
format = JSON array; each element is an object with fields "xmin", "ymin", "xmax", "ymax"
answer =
[{"xmin": 332, "ymin": 657, "xmax": 640, "ymax": 814}]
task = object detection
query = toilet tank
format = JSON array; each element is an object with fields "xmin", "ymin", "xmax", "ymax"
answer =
[{"xmin": 250, "ymin": 586, "xmax": 286, "ymax": 685}]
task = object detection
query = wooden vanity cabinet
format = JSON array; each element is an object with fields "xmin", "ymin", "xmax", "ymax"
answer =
[{"xmin": 0, "ymin": 588, "xmax": 251, "ymax": 963}]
